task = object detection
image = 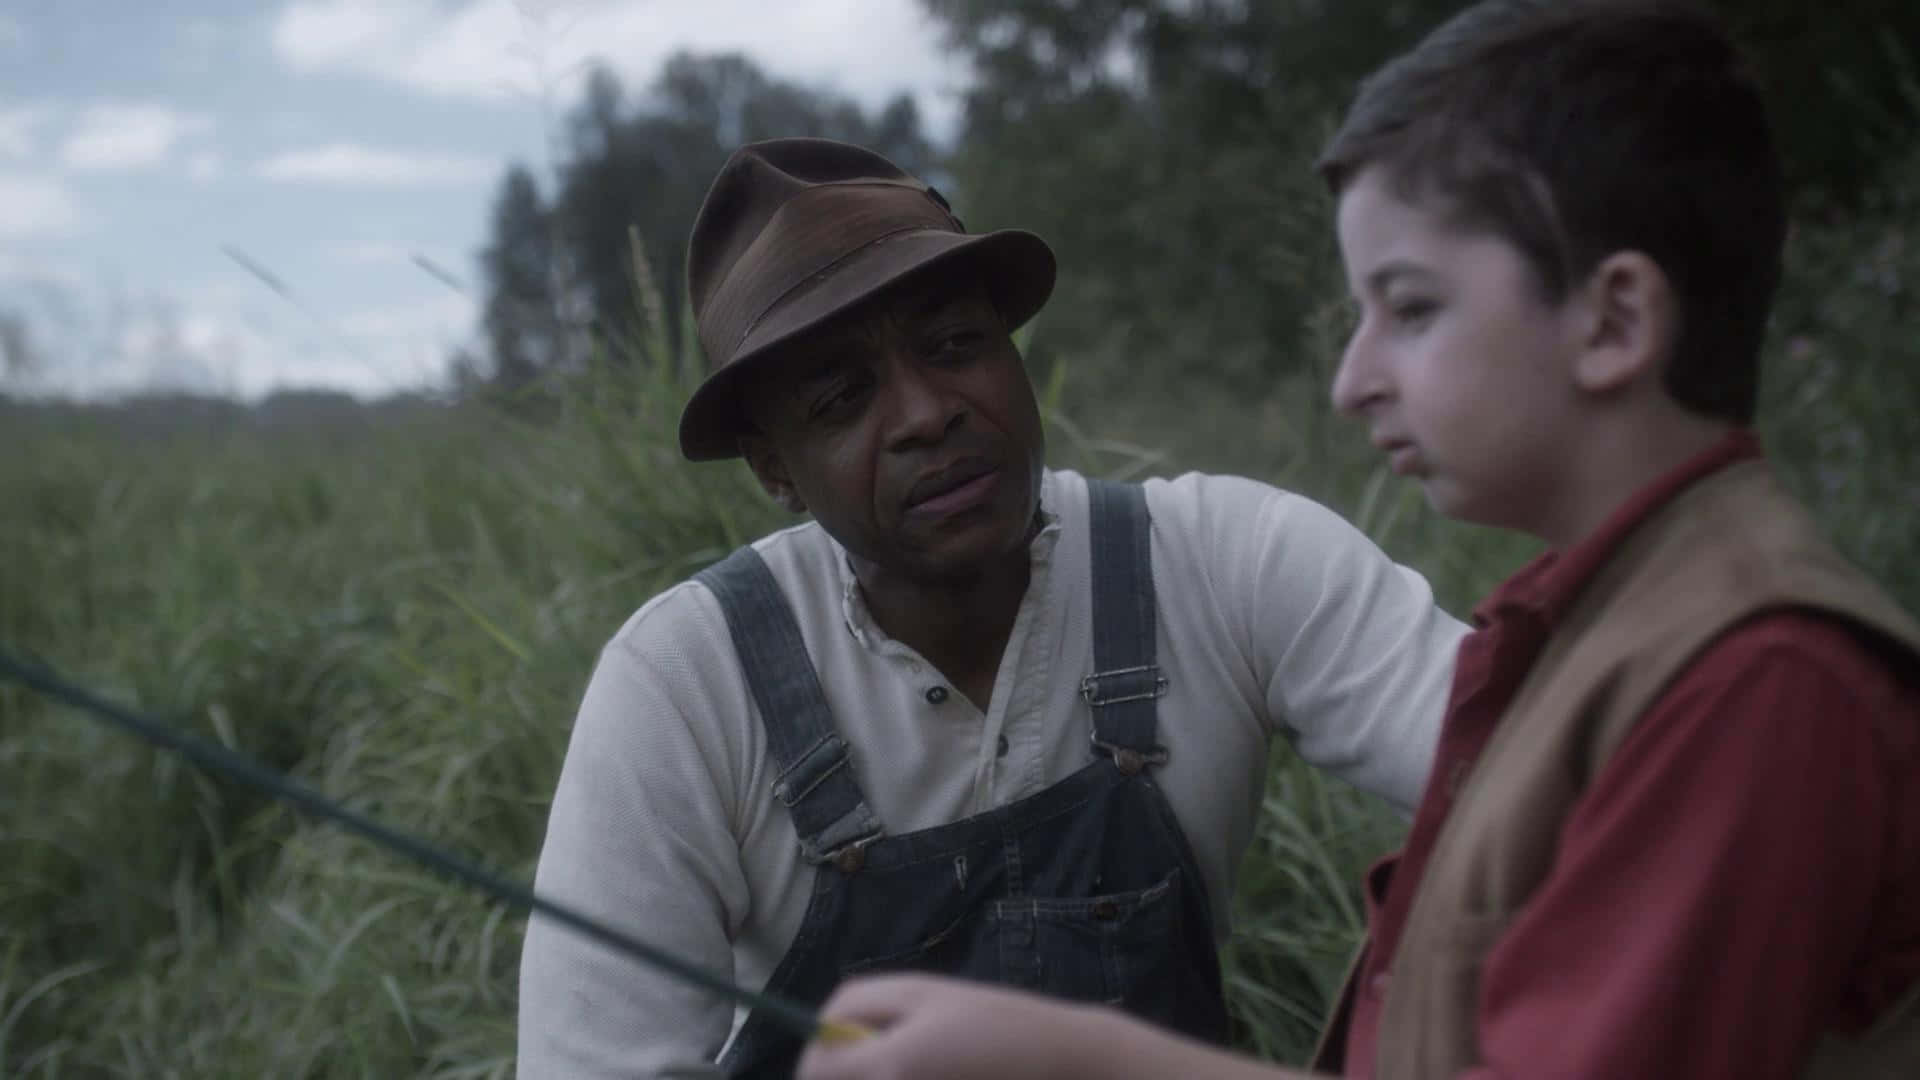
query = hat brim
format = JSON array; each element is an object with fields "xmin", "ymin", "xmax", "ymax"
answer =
[{"xmin": 677, "ymin": 227, "xmax": 1056, "ymax": 461}]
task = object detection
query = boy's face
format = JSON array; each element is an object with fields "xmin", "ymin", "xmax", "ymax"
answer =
[{"xmin": 1331, "ymin": 165, "xmax": 1587, "ymax": 535}]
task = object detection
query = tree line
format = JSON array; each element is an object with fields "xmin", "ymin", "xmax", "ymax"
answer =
[{"xmin": 472, "ymin": 0, "xmax": 1920, "ymax": 403}]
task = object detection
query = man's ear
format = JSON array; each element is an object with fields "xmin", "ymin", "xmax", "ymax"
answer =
[
  {"xmin": 740, "ymin": 434, "xmax": 807, "ymax": 514},
  {"xmin": 1571, "ymin": 251, "xmax": 1678, "ymax": 395}
]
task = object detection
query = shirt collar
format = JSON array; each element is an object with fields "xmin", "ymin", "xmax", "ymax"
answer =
[
  {"xmin": 837, "ymin": 470, "xmax": 1064, "ymax": 653},
  {"xmin": 1474, "ymin": 429, "xmax": 1763, "ymax": 631}
]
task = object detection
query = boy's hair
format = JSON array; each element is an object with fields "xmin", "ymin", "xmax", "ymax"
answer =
[{"xmin": 1318, "ymin": 0, "xmax": 1783, "ymax": 424}]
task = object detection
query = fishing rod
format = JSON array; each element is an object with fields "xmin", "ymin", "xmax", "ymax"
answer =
[{"xmin": 0, "ymin": 646, "xmax": 868, "ymax": 1047}]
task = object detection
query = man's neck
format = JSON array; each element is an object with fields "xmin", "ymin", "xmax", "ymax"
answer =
[{"xmin": 853, "ymin": 546, "xmax": 1033, "ymax": 712}]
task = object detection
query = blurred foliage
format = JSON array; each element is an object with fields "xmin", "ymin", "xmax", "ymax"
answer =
[{"xmin": 925, "ymin": 0, "xmax": 1920, "ymax": 401}]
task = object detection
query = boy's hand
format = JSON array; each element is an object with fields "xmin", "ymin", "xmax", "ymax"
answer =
[
  {"xmin": 796, "ymin": 974, "xmax": 1097, "ymax": 1080},
  {"xmin": 798, "ymin": 973, "xmax": 1324, "ymax": 1080}
]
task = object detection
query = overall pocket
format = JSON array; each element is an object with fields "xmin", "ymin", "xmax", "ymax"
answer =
[{"xmin": 991, "ymin": 867, "xmax": 1185, "ymax": 1006}]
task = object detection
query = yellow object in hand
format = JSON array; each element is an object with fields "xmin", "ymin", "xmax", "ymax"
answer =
[{"xmin": 814, "ymin": 1018, "xmax": 875, "ymax": 1045}]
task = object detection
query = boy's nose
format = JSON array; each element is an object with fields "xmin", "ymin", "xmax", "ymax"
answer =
[{"xmin": 1330, "ymin": 336, "xmax": 1381, "ymax": 416}]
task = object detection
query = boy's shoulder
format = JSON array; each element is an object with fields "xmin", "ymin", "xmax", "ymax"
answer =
[
  {"xmin": 1558, "ymin": 458, "xmax": 1917, "ymax": 649},
  {"xmin": 1676, "ymin": 609, "xmax": 1920, "ymax": 723},
  {"xmin": 1537, "ymin": 456, "xmax": 1920, "ymax": 755},
  {"xmin": 1638, "ymin": 460, "xmax": 1919, "ymax": 645}
]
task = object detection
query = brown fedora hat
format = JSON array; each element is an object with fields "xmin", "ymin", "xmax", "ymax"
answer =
[{"xmin": 677, "ymin": 137, "xmax": 1055, "ymax": 461}]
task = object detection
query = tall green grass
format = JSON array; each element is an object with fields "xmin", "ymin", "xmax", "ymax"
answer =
[{"xmin": 5, "ymin": 149, "xmax": 1918, "ymax": 1075}]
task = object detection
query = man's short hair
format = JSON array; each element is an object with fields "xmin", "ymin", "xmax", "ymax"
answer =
[{"xmin": 1318, "ymin": 0, "xmax": 1784, "ymax": 424}]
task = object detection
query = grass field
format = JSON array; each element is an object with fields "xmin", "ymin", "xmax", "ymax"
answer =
[{"xmin": 3, "ymin": 152, "xmax": 1917, "ymax": 1076}]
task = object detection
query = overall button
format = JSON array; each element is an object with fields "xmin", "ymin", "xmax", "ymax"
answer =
[
  {"xmin": 996, "ymin": 734, "xmax": 1010, "ymax": 757},
  {"xmin": 925, "ymin": 685, "xmax": 949, "ymax": 705},
  {"xmin": 1091, "ymin": 899, "xmax": 1120, "ymax": 921}
]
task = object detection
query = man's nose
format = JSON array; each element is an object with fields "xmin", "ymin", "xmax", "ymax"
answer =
[{"xmin": 882, "ymin": 360, "xmax": 965, "ymax": 448}]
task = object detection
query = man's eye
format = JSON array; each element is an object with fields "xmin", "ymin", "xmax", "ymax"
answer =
[
  {"xmin": 808, "ymin": 381, "xmax": 868, "ymax": 422},
  {"xmin": 930, "ymin": 329, "xmax": 986, "ymax": 360}
]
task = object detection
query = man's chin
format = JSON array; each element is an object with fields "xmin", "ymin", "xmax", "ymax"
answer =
[{"xmin": 899, "ymin": 513, "xmax": 1036, "ymax": 584}]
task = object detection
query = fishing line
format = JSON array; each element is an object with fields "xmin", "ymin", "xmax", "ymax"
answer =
[{"xmin": 0, "ymin": 646, "xmax": 868, "ymax": 1046}]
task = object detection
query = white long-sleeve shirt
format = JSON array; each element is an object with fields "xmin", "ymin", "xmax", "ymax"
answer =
[{"xmin": 517, "ymin": 469, "xmax": 1464, "ymax": 1078}]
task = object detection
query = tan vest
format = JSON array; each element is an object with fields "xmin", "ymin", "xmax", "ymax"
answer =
[{"xmin": 1316, "ymin": 460, "xmax": 1920, "ymax": 1079}]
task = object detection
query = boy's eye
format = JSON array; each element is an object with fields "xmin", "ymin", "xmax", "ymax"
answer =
[{"xmin": 1390, "ymin": 298, "xmax": 1439, "ymax": 327}]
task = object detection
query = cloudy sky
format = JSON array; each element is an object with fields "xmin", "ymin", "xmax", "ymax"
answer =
[{"xmin": 0, "ymin": 0, "xmax": 962, "ymax": 401}]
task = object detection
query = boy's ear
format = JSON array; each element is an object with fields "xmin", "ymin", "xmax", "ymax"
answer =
[
  {"xmin": 741, "ymin": 435, "xmax": 807, "ymax": 514},
  {"xmin": 1571, "ymin": 251, "xmax": 1678, "ymax": 395}
]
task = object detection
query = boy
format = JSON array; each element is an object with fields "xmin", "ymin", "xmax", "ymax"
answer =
[{"xmin": 795, "ymin": 1, "xmax": 1920, "ymax": 1078}]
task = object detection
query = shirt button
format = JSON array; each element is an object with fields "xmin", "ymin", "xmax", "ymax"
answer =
[
  {"xmin": 1370, "ymin": 972, "xmax": 1391, "ymax": 996},
  {"xmin": 925, "ymin": 686, "xmax": 949, "ymax": 705},
  {"xmin": 996, "ymin": 734, "xmax": 1010, "ymax": 757}
]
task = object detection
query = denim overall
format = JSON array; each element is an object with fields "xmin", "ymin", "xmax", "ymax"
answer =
[{"xmin": 695, "ymin": 480, "xmax": 1231, "ymax": 1078}]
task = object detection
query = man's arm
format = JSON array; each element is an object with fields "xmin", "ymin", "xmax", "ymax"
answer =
[
  {"xmin": 1190, "ymin": 475, "xmax": 1466, "ymax": 811},
  {"xmin": 517, "ymin": 628, "xmax": 749, "ymax": 1079},
  {"xmin": 1464, "ymin": 614, "xmax": 1911, "ymax": 1078}
]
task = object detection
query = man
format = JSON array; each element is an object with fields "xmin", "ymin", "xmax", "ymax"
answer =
[{"xmin": 516, "ymin": 137, "xmax": 1464, "ymax": 1079}]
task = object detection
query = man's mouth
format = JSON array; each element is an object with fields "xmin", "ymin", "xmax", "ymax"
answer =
[{"xmin": 905, "ymin": 457, "xmax": 1001, "ymax": 515}]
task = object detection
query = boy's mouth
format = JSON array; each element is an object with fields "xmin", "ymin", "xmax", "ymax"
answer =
[{"xmin": 1373, "ymin": 435, "xmax": 1423, "ymax": 476}]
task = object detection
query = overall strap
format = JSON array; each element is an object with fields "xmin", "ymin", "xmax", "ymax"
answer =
[
  {"xmin": 1083, "ymin": 479, "xmax": 1168, "ymax": 775},
  {"xmin": 695, "ymin": 547, "xmax": 883, "ymax": 870}
]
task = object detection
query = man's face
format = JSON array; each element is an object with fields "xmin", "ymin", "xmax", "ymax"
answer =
[
  {"xmin": 740, "ymin": 274, "xmax": 1046, "ymax": 585},
  {"xmin": 1330, "ymin": 164, "xmax": 1585, "ymax": 535}
]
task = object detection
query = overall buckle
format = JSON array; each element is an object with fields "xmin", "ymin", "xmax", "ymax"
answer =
[{"xmin": 1078, "ymin": 664, "xmax": 1168, "ymax": 707}]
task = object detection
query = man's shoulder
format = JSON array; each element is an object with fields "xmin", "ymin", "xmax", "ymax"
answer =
[
  {"xmin": 606, "ymin": 518, "xmax": 840, "ymax": 660},
  {"xmin": 1140, "ymin": 469, "xmax": 1293, "ymax": 513},
  {"xmin": 1040, "ymin": 466, "xmax": 1344, "ymax": 542},
  {"xmin": 1132, "ymin": 469, "xmax": 1371, "ymax": 563}
]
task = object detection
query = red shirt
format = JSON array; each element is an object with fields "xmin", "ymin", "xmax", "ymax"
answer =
[{"xmin": 1342, "ymin": 431, "xmax": 1920, "ymax": 1079}]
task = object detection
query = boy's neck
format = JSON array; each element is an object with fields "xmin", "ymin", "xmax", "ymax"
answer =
[{"xmin": 1531, "ymin": 409, "xmax": 1740, "ymax": 551}]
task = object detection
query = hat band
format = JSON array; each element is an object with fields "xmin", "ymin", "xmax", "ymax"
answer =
[{"xmin": 699, "ymin": 181, "xmax": 960, "ymax": 366}]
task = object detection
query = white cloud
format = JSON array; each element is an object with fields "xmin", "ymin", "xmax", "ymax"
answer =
[
  {"xmin": 0, "ymin": 105, "xmax": 51, "ymax": 160},
  {"xmin": 58, "ymin": 104, "xmax": 214, "ymax": 171},
  {"xmin": 338, "ymin": 293, "xmax": 475, "ymax": 340},
  {"xmin": 270, "ymin": 0, "xmax": 965, "ymax": 137},
  {"xmin": 257, "ymin": 143, "xmax": 496, "ymax": 186},
  {"xmin": 214, "ymin": 292, "xmax": 475, "ymax": 399},
  {"xmin": 177, "ymin": 19, "xmax": 230, "ymax": 72},
  {"xmin": 0, "ymin": 253, "xmax": 87, "ymax": 291},
  {"xmin": 338, "ymin": 242, "xmax": 410, "ymax": 265},
  {"xmin": 0, "ymin": 174, "xmax": 86, "ymax": 235},
  {"xmin": 2, "ymin": 277, "xmax": 473, "ymax": 402},
  {"xmin": 187, "ymin": 151, "xmax": 224, "ymax": 182}
]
